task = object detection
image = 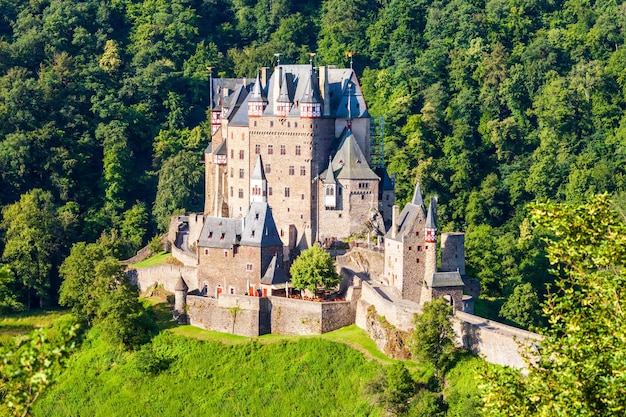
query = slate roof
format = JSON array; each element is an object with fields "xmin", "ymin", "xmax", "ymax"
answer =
[
  {"xmin": 198, "ymin": 217, "xmax": 242, "ymax": 249},
  {"xmin": 174, "ymin": 276, "xmax": 188, "ymax": 291},
  {"xmin": 251, "ymin": 155, "xmax": 266, "ymax": 180},
  {"xmin": 321, "ymin": 130, "xmax": 379, "ymax": 181},
  {"xmin": 239, "ymin": 202, "xmax": 283, "ymax": 247},
  {"xmin": 323, "ymin": 156, "xmax": 335, "ymax": 183},
  {"xmin": 260, "ymin": 255, "xmax": 289, "ymax": 286},
  {"xmin": 386, "ymin": 179, "xmax": 427, "ymax": 240},
  {"xmin": 248, "ymin": 72, "xmax": 267, "ymax": 103},
  {"xmin": 426, "ymin": 271, "xmax": 465, "ymax": 288},
  {"xmin": 425, "ymin": 196, "xmax": 437, "ymax": 229}
]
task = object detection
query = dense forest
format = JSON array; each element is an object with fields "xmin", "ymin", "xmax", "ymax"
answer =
[{"xmin": 1, "ymin": 0, "xmax": 626, "ymax": 327}]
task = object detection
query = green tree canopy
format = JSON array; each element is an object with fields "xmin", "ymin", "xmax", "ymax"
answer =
[
  {"xmin": 412, "ymin": 297, "xmax": 455, "ymax": 383},
  {"xmin": 289, "ymin": 244, "xmax": 341, "ymax": 295},
  {"xmin": 482, "ymin": 194, "xmax": 626, "ymax": 416}
]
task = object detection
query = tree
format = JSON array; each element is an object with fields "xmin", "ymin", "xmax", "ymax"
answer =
[
  {"xmin": 499, "ymin": 282, "xmax": 541, "ymax": 329},
  {"xmin": 0, "ymin": 189, "xmax": 61, "ymax": 309},
  {"xmin": 413, "ymin": 297, "xmax": 455, "ymax": 383},
  {"xmin": 289, "ymin": 245, "xmax": 341, "ymax": 296},
  {"xmin": 366, "ymin": 362, "xmax": 416, "ymax": 415},
  {"xmin": 153, "ymin": 151, "xmax": 204, "ymax": 231},
  {"xmin": 0, "ymin": 264, "xmax": 23, "ymax": 313},
  {"xmin": 0, "ymin": 321, "xmax": 80, "ymax": 417},
  {"xmin": 482, "ymin": 194, "xmax": 626, "ymax": 417}
]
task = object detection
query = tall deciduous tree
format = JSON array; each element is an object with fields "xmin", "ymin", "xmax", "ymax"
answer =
[
  {"xmin": 412, "ymin": 297, "xmax": 455, "ymax": 383},
  {"xmin": 289, "ymin": 244, "xmax": 341, "ymax": 296},
  {"xmin": 0, "ymin": 189, "xmax": 61, "ymax": 309},
  {"xmin": 482, "ymin": 194, "xmax": 626, "ymax": 416}
]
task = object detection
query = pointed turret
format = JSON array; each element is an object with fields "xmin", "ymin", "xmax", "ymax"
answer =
[
  {"xmin": 425, "ymin": 196, "xmax": 437, "ymax": 243},
  {"xmin": 300, "ymin": 67, "xmax": 321, "ymax": 118},
  {"xmin": 323, "ymin": 156, "xmax": 337, "ymax": 208},
  {"xmin": 248, "ymin": 71, "xmax": 268, "ymax": 117},
  {"xmin": 250, "ymin": 155, "xmax": 267, "ymax": 203},
  {"xmin": 276, "ymin": 72, "xmax": 291, "ymax": 117},
  {"xmin": 411, "ymin": 181, "xmax": 424, "ymax": 208}
]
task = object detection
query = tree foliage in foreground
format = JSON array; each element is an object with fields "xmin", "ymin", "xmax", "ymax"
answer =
[
  {"xmin": 412, "ymin": 297, "xmax": 455, "ymax": 383},
  {"xmin": 0, "ymin": 319, "xmax": 79, "ymax": 417},
  {"xmin": 482, "ymin": 194, "xmax": 626, "ymax": 417},
  {"xmin": 289, "ymin": 244, "xmax": 341, "ymax": 295}
]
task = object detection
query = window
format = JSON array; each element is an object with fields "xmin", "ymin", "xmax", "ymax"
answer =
[
  {"xmin": 265, "ymin": 164, "xmax": 271, "ymax": 174},
  {"xmin": 246, "ymin": 263, "xmax": 253, "ymax": 271},
  {"xmin": 295, "ymin": 145, "xmax": 301, "ymax": 156},
  {"xmin": 220, "ymin": 233, "xmax": 225, "ymax": 240},
  {"xmin": 208, "ymin": 232, "xmax": 213, "ymax": 239},
  {"xmin": 268, "ymin": 187, "xmax": 273, "ymax": 196},
  {"xmin": 253, "ymin": 121, "xmax": 257, "ymax": 127},
  {"xmin": 285, "ymin": 187, "xmax": 290, "ymax": 197},
  {"xmin": 416, "ymin": 231, "xmax": 420, "ymax": 236},
  {"xmin": 239, "ymin": 150, "xmax": 244, "ymax": 160},
  {"xmin": 280, "ymin": 145, "xmax": 286, "ymax": 155},
  {"xmin": 230, "ymin": 168, "xmax": 233, "ymax": 178},
  {"xmin": 418, "ymin": 246, "xmax": 422, "ymax": 251},
  {"xmin": 230, "ymin": 150, "xmax": 234, "ymax": 159},
  {"xmin": 326, "ymin": 187, "xmax": 334, "ymax": 196},
  {"xmin": 224, "ymin": 251, "xmax": 228, "ymax": 257},
  {"xmin": 268, "ymin": 144, "xmax": 273, "ymax": 154},
  {"xmin": 270, "ymin": 121, "xmax": 274, "ymax": 127},
  {"xmin": 229, "ymin": 287, "xmax": 235, "ymax": 294},
  {"xmin": 301, "ymin": 194, "xmax": 305, "ymax": 200},
  {"xmin": 230, "ymin": 187, "xmax": 233, "ymax": 197},
  {"xmin": 300, "ymin": 166, "xmax": 306, "ymax": 176},
  {"xmin": 416, "ymin": 258, "xmax": 420, "ymax": 263},
  {"xmin": 255, "ymin": 144, "xmax": 260, "ymax": 154},
  {"xmin": 289, "ymin": 166, "xmax": 295, "ymax": 175},
  {"xmin": 239, "ymin": 168, "xmax": 244, "ymax": 179},
  {"xmin": 294, "ymin": 122, "xmax": 298, "ymax": 128},
  {"xmin": 204, "ymin": 249, "xmax": 208, "ymax": 255},
  {"xmin": 238, "ymin": 188, "xmax": 244, "ymax": 198},
  {"xmin": 409, "ymin": 246, "xmax": 412, "ymax": 251}
]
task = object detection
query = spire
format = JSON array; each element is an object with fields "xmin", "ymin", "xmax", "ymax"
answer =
[
  {"xmin": 425, "ymin": 196, "xmax": 438, "ymax": 243},
  {"xmin": 277, "ymin": 73, "xmax": 290, "ymax": 103},
  {"xmin": 324, "ymin": 156, "xmax": 335, "ymax": 183},
  {"xmin": 251, "ymin": 155, "xmax": 267, "ymax": 203},
  {"xmin": 251, "ymin": 154, "xmax": 266, "ymax": 180},
  {"xmin": 412, "ymin": 181, "xmax": 424, "ymax": 208},
  {"xmin": 249, "ymin": 71, "xmax": 267, "ymax": 103}
]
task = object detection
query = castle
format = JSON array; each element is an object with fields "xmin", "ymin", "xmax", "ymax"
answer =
[
  {"xmin": 172, "ymin": 63, "xmax": 474, "ymax": 310},
  {"xmin": 133, "ymin": 63, "xmax": 541, "ymax": 369}
]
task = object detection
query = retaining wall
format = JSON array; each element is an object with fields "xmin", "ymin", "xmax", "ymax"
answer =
[
  {"xmin": 187, "ymin": 294, "xmax": 271, "ymax": 337},
  {"xmin": 127, "ymin": 264, "xmax": 199, "ymax": 293}
]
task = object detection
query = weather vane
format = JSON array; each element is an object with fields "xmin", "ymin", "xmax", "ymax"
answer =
[
  {"xmin": 274, "ymin": 53, "xmax": 282, "ymax": 67},
  {"xmin": 345, "ymin": 51, "xmax": 355, "ymax": 69}
]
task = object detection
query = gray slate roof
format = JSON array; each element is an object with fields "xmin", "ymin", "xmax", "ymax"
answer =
[
  {"xmin": 260, "ymin": 255, "xmax": 289, "ymax": 286},
  {"xmin": 385, "ymin": 179, "xmax": 427, "ymax": 240},
  {"xmin": 426, "ymin": 271, "xmax": 465, "ymax": 288},
  {"xmin": 239, "ymin": 202, "xmax": 283, "ymax": 247},
  {"xmin": 198, "ymin": 217, "xmax": 242, "ymax": 249},
  {"xmin": 321, "ymin": 130, "xmax": 379, "ymax": 181}
]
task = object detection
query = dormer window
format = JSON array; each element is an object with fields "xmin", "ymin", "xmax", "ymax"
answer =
[
  {"xmin": 255, "ymin": 212, "xmax": 259, "ymax": 220},
  {"xmin": 220, "ymin": 233, "xmax": 225, "ymax": 240},
  {"xmin": 208, "ymin": 232, "xmax": 213, "ymax": 239}
]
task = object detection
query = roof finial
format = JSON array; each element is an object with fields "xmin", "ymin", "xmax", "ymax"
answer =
[
  {"xmin": 309, "ymin": 52, "xmax": 316, "ymax": 66},
  {"xmin": 274, "ymin": 53, "xmax": 282, "ymax": 67},
  {"xmin": 346, "ymin": 51, "xmax": 355, "ymax": 69}
]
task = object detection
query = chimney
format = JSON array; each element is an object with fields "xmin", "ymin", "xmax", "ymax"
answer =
[
  {"xmin": 391, "ymin": 205, "xmax": 399, "ymax": 239},
  {"xmin": 319, "ymin": 66, "xmax": 330, "ymax": 116},
  {"xmin": 273, "ymin": 66, "xmax": 283, "ymax": 106}
]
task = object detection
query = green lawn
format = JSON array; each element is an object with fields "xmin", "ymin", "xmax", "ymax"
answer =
[
  {"xmin": 129, "ymin": 251, "xmax": 172, "ymax": 268},
  {"xmin": 0, "ymin": 309, "xmax": 70, "ymax": 343}
]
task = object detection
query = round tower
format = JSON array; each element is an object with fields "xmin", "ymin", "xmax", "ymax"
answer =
[
  {"xmin": 174, "ymin": 276, "xmax": 189, "ymax": 324},
  {"xmin": 421, "ymin": 197, "xmax": 438, "ymax": 305}
]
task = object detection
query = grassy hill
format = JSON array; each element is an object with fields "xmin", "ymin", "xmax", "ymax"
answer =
[{"xmin": 4, "ymin": 306, "xmax": 482, "ymax": 416}]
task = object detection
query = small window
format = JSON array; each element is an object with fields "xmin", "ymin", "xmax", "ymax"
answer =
[
  {"xmin": 208, "ymin": 232, "xmax": 213, "ymax": 239},
  {"xmin": 230, "ymin": 187, "xmax": 233, "ymax": 197},
  {"xmin": 230, "ymin": 150, "xmax": 234, "ymax": 159},
  {"xmin": 253, "ymin": 121, "xmax": 257, "ymax": 127},
  {"xmin": 224, "ymin": 250, "xmax": 228, "ymax": 257},
  {"xmin": 241, "ymin": 133, "xmax": 245, "ymax": 141},
  {"xmin": 255, "ymin": 144, "xmax": 260, "ymax": 154},
  {"xmin": 416, "ymin": 258, "xmax": 420, "ymax": 263},
  {"xmin": 409, "ymin": 246, "xmax": 412, "ymax": 251},
  {"xmin": 285, "ymin": 187, "xmax": 290, "ymax": 197},
  {"xmin": 246, "ymin": 263, "xmax": 253, "ymax": 271},
  {"xmin": 265, "ymin": 164, "xmax": 271, "ymax": 174},
  {"xmin": 230, "ymin": 168, "xmax": 233, "ymax": 177},
  {"xmin": 270, "ymin": 121, "xmax": 274, "ymax": 127},
  {"xmin": 301, "ymin": 194, "xmax": 305, "ymax": 200},
  {"xmin": 287, "ymin": 122, "xmax": 291, "ymax": 127},
  {"xmin": 300, "ymin": 166, "xmax": 306, "ymax": 176},
  {"xmin": 220, "ymin": 233, "xmax": 225, "ymax": 240},
  {"xmin": 294, "ymin": 122, "xmax": 298, "ymax": 128},
  {"xmin": 239, "ymin": 168, "xmax": 244, "ymax": 179},
  {"xmin": 268, "ymin": 186, "xmax": 273, "ymax": 196},
  {"xmin": 416, "ymin": 231, "xmax": 420, "ymax": 237},
  {"xmin": 280, "ymin": 145, "xmax": 286, "ymax": 155},
  {"xmin": 238, "ymin": 188, "xmax": 244, "ymax": 198},
  {"xmin": 418, "ymin": 246, "xmax": 422, "ymax": 251},
  {"xmin": 268, "ymin": 144, "xmax": 273, "ymax": 154},
  {"xmin": 205, "ymin": 249, "xmax": 208, "ymax": 255},
  {"xmin": 239, "ymin": 150, "xmax": 244, "ymax": 160},
  {"xmin": 289, "ymin": 166, "xmax": 295, "ymax": 175},
  {"xmin": 295, "ymin": 145, "xmax": 301, "ymax": 156}
]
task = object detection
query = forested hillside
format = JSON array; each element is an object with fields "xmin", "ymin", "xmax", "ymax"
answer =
[{"xmin": 1, "ymin": 0, "xmax": 625, "ymax": 326}]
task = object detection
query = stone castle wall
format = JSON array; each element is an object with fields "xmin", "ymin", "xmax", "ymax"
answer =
[
  {"xmin": 270, "ymin": 297, "xmax": 353, "ymax": 335},
  {"xmin": 128, "ymin": 264, "xmax": 199, "ymax": 293},
  {"xmin": 187, "ymin": 294, "xmax": 271, "ymax": 337}
]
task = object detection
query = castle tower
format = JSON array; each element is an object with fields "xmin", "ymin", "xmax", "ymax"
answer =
[
  {"xmin": 421, "ymin": 197, "xmax": 438, "ymax": 305},
  {"xmin": 275, "ymin": 70, "xmax": 291, "ymax": 117},
  {"xmin": 300, "ymin": 67, "xmax": 321, "ymax": 118},
  {"xmin": 250, "ymin": 155, "xmax": 267, "ymax": 203},
  {"xmin": 173, "ymin": 276, "xmax": 188, "ymax": 324}
]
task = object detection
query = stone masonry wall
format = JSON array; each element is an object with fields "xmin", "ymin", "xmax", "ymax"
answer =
[
  {"xmin": 187, "ymin": 294, "xmax": 271, "ymax": 337},
  {"xmin": 128, "ymin": 265, "xmax": 199, "ymax": 293},
  {"xmin": 269, "ymin": 296, "xmax": 353, "ymax": 335}
]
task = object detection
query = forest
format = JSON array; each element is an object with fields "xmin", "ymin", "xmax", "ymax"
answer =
[{"xmin": 1, "ymin": 0, "xmax": 626, "ymax": 328}]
